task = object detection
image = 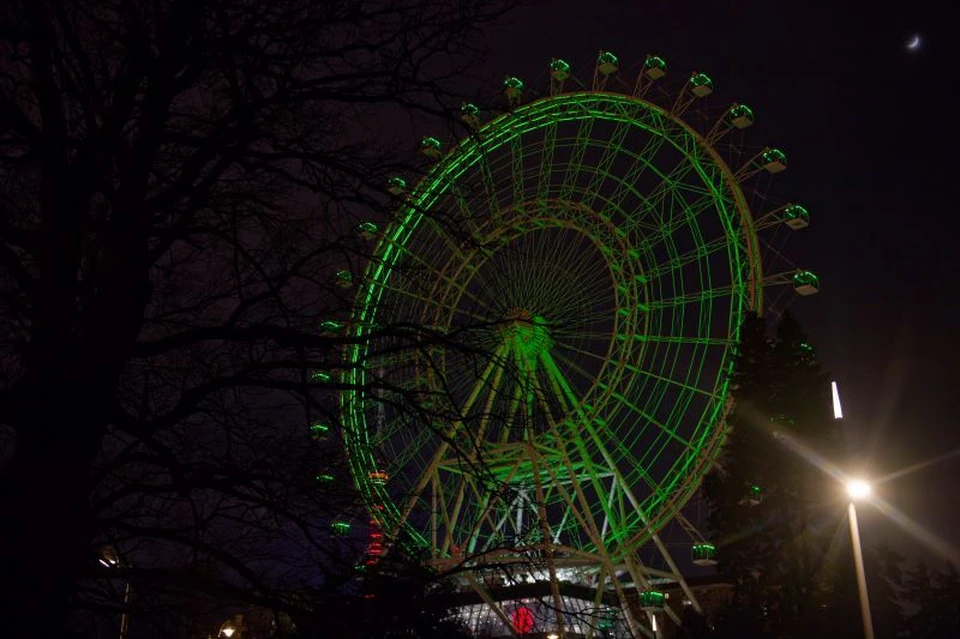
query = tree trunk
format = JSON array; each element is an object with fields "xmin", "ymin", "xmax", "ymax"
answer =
[{"xmin": 0, "ymin": 382, "xmax": 107, "ymax": 637}]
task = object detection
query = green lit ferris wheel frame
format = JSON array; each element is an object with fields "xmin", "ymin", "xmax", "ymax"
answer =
[{"xmin": 338, "ymin": 72, "xmax": 806, "ymax": 571}]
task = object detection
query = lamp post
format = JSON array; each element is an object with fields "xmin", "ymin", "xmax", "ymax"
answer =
[
  {"xmin": 845, "ymin": 479, "xmax": 874, "ymax": 639},
  {"xmin": 100, "ymin": 547, "xmax": 131, "ymax": 639}
]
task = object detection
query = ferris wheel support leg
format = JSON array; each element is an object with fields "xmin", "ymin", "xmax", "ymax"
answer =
[
  {"xmin": 637, "ymin": 517, "xmax": 704, "ymax": 616},
  {"xmin": 530, "ymin": 414, "xmax": 648, "ymax": 638},
  {"xmin": 463, "ymin": 572, "xmax": 520, "ymax": 638},
  {"xmin": 540, "ymin": 349, "xmax": 705, "ymax": 618},
  {"xmin": 391, "ymin": 345, "xmax": 508, "ymax": 541},
  {"xmin": 600, "ymin": 569, "xmax": 655, "ymax": 639},
  {"xmin": 623, "ymin": 554, "xmax": 684, "ymax": 628},
  {"xmin": 529, "ymin": 445, "xmax": 567, "ymax": 637}
]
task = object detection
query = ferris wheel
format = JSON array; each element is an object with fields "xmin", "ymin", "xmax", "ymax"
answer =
[{"xmin": 336, "ymin": 51, "xmax": 817, "ymax": 637}]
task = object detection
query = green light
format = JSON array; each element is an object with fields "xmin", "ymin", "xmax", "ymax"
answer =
[
  {"xmin": 387, "ymin": 175, "xmax": 408, "ymax": 193},
  {"xmin": 690, "ymin": 72, "xmax": 712, "ymax": 87},
  {"xmin": 750, "ymin": 484, "xmax": 762, "ymax": 496},
  {"xmin": 503, "ymin": 76, "xmax": 524, "ymax": 90},
  {"xmin": 500, "ymin": 311, "xmax": 552, "ymax": 359},
  {"xmin": 689, "ymin": 72, "xmax": 714, "ymax": 97},
  {"xmin": 798, "ymin": 340, "xmax": 814, "ymax": 353},
  {"xmin": 310, "ymin": 422, "xmax": 330, "ymax": 437},
  {"xmin": 730, "ymin": 104, "xmax": 753, "ymax": 119},
  {"xmin": 793, "ymin": 270, "xmax": 819, "ymax": 287},
  {"xmin": 783, "ymin": 204, "xmax": 809, "ymax": 230},
  {"xmin": 335, "ymin": 270, "xmax": 353, "ymax": 287},
  {"xmin": 460, "ymin": 103, "xmax": 481, "ymax": 129},
  {"xmin": 355, "ymin": 222, "xmax": 378, "ymax": 240},
  {"xmin": 598, "ymin": 51, "xmax": 618, "ymax": 65},
  {"xmin": 550, "ymin": 58, "xmax": 571, "ymax": 73},
  {"xmin": 692, "ymin": 542, "xmax": 718, "ymax": 565},
  {"xmin": 420, "ymin": 136, "xmax": 442, "ymax": 158},
  {"xmin": 644, "ymin": 54, "xmax": 666, "ymax": 69},
  {"xmin": 339, "ymin": 90, "xmax": 765, "ymax": 555},
  {"xmin": 317, "ymin": 473, "xmax": 334, "ymax": 483},
  {"xmin": 639, "ymin": 590, "xmax": 666, "ymax": 609},
  {"xmin": 597, "ymin": 51, "xmax": 619, "ymax": 75},
  {"xmin": 761, "ymin": 148, "xmax": 787, "ymax": 174},
  {"xmin": 729, "ymin": 103, "xmax": 754, "ymax": 129},
  {"xmin": 319, "ymin": 319, "xmax": 344, "ymax": 332},
  {"xmin": 784, "ymin": 204, "xmax": 807, "ymax": 219},
  {"xmin": 763, "ymin": 148, "xmax": 786, "ymax": 163},
  {"xmin": 331, "ymin": 521, "xmax": 350, "ymax": 535}
]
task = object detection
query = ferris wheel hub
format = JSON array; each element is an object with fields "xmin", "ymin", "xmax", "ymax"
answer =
[{"xmin": 499, "ymin": 309, "xmax": 552, "ymax": 355}]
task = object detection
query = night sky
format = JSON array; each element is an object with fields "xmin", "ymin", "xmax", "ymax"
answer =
[{"xmin": 477, "ymin": 0, "xmax": 960, "ymax": 561}]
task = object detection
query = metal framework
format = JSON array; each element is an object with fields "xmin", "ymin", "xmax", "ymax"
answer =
[{"xmin": 337, "ymin": 54, "xmax": 815, "ymax": 638}]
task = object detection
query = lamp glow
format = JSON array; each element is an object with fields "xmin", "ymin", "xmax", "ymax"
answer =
[
  {"xmin": 831, "ymin": 380, "xmax": 843, "ymax": 419},
  {"xmin": 846, "ymin": 479, "xmax": 871, "ymax": 500}
]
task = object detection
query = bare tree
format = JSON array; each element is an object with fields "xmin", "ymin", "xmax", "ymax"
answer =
[{"xmin": 0, "ymin": 0, "xmax": 512, "ymax": 635}]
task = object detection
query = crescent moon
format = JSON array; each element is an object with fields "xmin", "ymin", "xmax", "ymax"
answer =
[{"xmin": 907, "ymin": 35, "xmax": 921, "ymax": 50}]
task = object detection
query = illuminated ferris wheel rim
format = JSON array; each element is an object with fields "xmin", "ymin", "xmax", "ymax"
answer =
[{"xmin": 335, "ymin": 58, "xmax": 818, "ymax": 578}]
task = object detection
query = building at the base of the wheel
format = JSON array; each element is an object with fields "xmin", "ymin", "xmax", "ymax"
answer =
[{"xmin": 442, "ymin": 568, "xmax": 731, "ymax": 638}]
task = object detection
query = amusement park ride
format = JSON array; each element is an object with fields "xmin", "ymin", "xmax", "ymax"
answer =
[{"xmin": 328, "ymin": 51, "xmax": 818, "ymax": 637}]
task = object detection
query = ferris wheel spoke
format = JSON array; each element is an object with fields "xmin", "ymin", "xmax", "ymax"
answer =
[
  {"xmin": 643, "ymin": 234, "xmax": 733, "ymax": 283},
  {"xmin": 545, "ymin": 349, "xmax": 682, "ymax": 470},
  {"xmin": 391, "ymin": 343, "xmax": 510, "ymax": 540},
  {"xmin": 550, "ymin": 340, "xmax": 614, "ymax": 366},
  {"xmin": 645, "ymin": 285, "xmax": 741, "ymax": 311},
  {"xmin": 375, "ymin": 232, "xmax": 499, "ymax": 315},
  {"xmin": 629, "ymin": 195, "xmax": 727, "ymax": 267},
  {"xmin": 548, "ymin": 350, "xmax": 605, "ymax": 394},
  {"xmin": 558, "ymin": 119, "xmax": 597, "ymax": 202},
  {"xmin": 620, "ymin": 361, "xmax": 722, "ymax": 402},
  {"xmin": 530, "ymin": 368, "xmax": 622, "ymax": 541},
  {"xmin": 510, "ymin": 134, "xmax": 525, "ymax": 206},
  {"xmin": 536, "ymin": 353, "xmax": 647, "ymax": 542},
  {"xmin": 591, "ymin": 380, "xmax": 696, "ymax": 453},
  {"xmin": 597, "ymin": 133, "xmax": 668, "ymax": 220},
  {"xmin": 477, "ymin": 149, "xmax": 502, "ymax": 220},
  {"xmin": 630, "ymin": 334, "xmax": 732, "ymax": 348},
  {"xmin": 577, "ymin": 120, "xmax": 633, "ymax": 211},
  {"xmin": 535, "ymin": 120, "xmax": 559, "ymax": 202},
  {"xmin": 373, "ymin": 278, "xmax": 494, "ymax": 328}
]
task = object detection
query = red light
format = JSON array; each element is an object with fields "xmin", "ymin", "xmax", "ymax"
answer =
[{"xmin": 512, "ymin": 606, "xmax": 535, "ymax": 634}]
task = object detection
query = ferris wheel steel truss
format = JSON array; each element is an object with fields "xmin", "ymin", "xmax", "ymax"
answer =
[{"xmin": 334, "ymin": 52, "xmax": 817, "ymax": 637}]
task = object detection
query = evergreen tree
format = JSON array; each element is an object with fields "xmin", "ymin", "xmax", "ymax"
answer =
[
  {"xmin": 704, "ymin": 312, "xmax": 861, "ymax": 637},
  {"xmin": 900, "ymin": 562, "xmax": 960, "ymax": 638}
]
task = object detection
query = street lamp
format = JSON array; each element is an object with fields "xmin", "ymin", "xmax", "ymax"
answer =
[
  {"xmin": 845, "ymin": 479, "xmax": 874, "ymax": 639},
  {"xmin": 99, "ymin": 547, "xmax": 131, "ymax": 639},
  {"xmin": 218, "ymin": 615, "xmax": 245, "ymax": 638}
]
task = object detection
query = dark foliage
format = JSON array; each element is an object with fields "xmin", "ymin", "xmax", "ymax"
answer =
[
  {"xmin": 702, "ymin": 312, "xmax": 903, "ymax": 638},
  {"xmin": 0, "ymin": 0, "xmax": 512, "ymax": 636}
]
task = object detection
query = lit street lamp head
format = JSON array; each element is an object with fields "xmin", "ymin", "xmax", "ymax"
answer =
[{"xmin": 846, "ymin": 478, "xmax": 872, "ymax": 500}]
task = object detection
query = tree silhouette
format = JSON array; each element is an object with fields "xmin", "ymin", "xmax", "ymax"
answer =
[
  {"xmin": 703, "ymin": 313, "xmax": 874, "ymax": 637},
  {"xmin": 0, "ymin": 0, "xmax": 512, "ymax": 635}
]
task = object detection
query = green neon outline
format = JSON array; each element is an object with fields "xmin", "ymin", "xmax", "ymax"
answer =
[{"xmin": 339, "ymin": 91, "xmax": 763, "ymax": 552}]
